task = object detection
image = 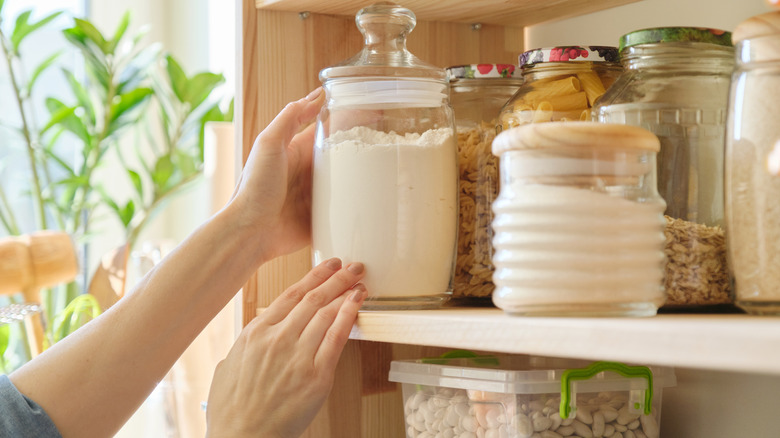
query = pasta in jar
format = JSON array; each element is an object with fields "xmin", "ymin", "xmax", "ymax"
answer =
[
  {"xmin": 499, "ymin": 46, "xmax": 622, "ymax": 130},
  {"xmin": 447, "ymin": 64, "xmax": 522, "ymax": 301}
]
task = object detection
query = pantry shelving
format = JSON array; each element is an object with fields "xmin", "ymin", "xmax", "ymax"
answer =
[
  {"xmin": 238, "ymin": 0, "xmax": 780, "ymax": 436},
  {"xmin": 350, "ymin": 308, "xmax": 780, "ymax": 376}
]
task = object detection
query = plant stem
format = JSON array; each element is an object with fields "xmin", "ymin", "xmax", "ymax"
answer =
[
  {"xmin": 0, "ymin": 31, "xmax": 48, "ymax": 230},
  {"xmin": 0, "ymin": 184, "xmax": 21, "ymax": 235}
]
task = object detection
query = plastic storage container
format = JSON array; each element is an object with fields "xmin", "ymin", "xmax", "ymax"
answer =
[
  {"xmin": 389, "ymin": 356, "xmax": 676, "ymax": 438},
  {"xmin": 726, "ymin": 12, "xmax": 780, "ymax": 315},
  {"xmin": 594, "ymin": 27, "xmax": 735, "ymax": 309},
  {"xmin": 447, "ymin": 64, "xmax": 522, "ymax": 302},
  {"xmin": 498, "ymin": 46, "xmax": 621, "ymax": 130},
  {"xmin": 311, "ymin": 3, "xmax": 458, "ymax": 309},
  {"xmin": 491, "ymin": 122, "xmax": 667, "ymax": 317}
]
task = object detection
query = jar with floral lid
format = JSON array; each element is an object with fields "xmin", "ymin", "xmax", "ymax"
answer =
[
  {"xmin": 446, "ymin": 64, "xmax": 522, "ymax": 302},
  {"xmin": 311, "ymin": 3, "xmax": 458, "ymax": 310},
  {"xmin": 491, "ymin": 122, "xmax": 667, "ymax": 317},
  {"xmin": 726, "ymin": 12, "xmax": 780, "ymax": 315},
  {"xmin": 593, "ymin": 27, "xmax": 735, "ymax": 310},
  {"xmin": 498, "ymin": 46, "xmax": 621, "ymax": 130}
]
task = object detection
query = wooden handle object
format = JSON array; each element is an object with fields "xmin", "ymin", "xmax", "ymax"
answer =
[{"xmin": 0, "ymin": 231, "xmax": 79, "ymax": 302}]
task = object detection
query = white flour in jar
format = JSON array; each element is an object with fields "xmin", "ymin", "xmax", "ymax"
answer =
[
  {"xmin": 312, "ymin": 126, "xmax": 457, "ymax": 298},
  {"xmin": 492, "ymin": 184, "xmax": 667, "ymax": 313}
]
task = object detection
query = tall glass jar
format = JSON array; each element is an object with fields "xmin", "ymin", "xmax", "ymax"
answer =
[
  {"xmin": 498, "ymin": 46, "xmax": 621, "ymax": 130},
  {"xmin": 594, "ymin": 27, "xmax": 735, "ymax": 309},
  {"xmin": 447, "ymin": 64, "xmax": 522, "ymax": 302},
  {"xmin": 491, "ymin": 122, "xmax": 667, "ymax": 317},
  {"xmin": 312, "ymin": 3, "xmax": 458, "ymax": 310},
  {"xmin": 726, "ymin": 12, "xmax": 780, "ymax": 315}
]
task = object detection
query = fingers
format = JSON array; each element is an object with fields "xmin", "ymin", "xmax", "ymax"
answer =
[
  {"xmin": 282, "ymin": 262, "xmax": 365, "ymax": 335},
  {"xmin": 256, "ymin": 88, "xmax": 325, "ymax": 153},
  {"xmin": 261, "ymin": 257, "xmax": 344, "ymax": 325},
  {"xmin": 298, "ymin": 283, "xmax": 366, "ymax": 354},
  {"xmin": 313, "ymin": 286, "xmax": 367, "ymax": 371}
]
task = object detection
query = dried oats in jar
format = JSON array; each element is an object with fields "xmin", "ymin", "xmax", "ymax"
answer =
[
  {"xmin": 498, "ymin": 46, "xmax": 621, "ymax": 130},
  {"xmin": 594, "ymin": 27, "xmax": 735, "ymax": 309},
  {"xmin": 446, "ymin": 64, "xmax": 522, "ymax": 301}
]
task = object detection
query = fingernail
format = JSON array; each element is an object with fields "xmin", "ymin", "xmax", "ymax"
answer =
[
  {"xmin": 325, "ymin": 257, "xmax": 342, "ymax": 270},
  {"xmin": 349, "ymin": 286, "xmax": 367, "ymax": 302},
  {"xmin": 347, "ymin": 262, "xmax": 364, "ymax": 275},
  {"xmin": 305, "ymin": 87, "xmax": 323, "ymax": 101}
]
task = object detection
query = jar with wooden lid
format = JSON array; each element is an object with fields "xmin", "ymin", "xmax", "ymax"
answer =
[
  {"xmin": 498, "ymin": 46, "xmax": 621, "ymax": 130},
  {"xmin": 447, "ymin": 64, "xmax": 522, "ymax": 302},
  {"xmin": 593, "ymin": 27, "xmax": 735, "ymax": 310},
  {"xmin": 726, "ymin": 12, "xmax": 780, "ymax": 315},
  {"xmin": 491, "ymin": 122, "xmax": 667, "ymax": 317}
]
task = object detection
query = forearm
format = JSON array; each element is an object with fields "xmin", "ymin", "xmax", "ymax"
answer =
[{"xmin": 9, "ymin": 203, "xmax": 270, "ymax": 438}]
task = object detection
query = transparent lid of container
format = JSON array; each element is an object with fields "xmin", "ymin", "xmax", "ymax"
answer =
[
  {"xmin": 388, "ymin": 356, "xmax": 676, "ymax": 396},
  {"xmin": 319, "ymin": 2, "xmax": 445, "ymax": 82}
]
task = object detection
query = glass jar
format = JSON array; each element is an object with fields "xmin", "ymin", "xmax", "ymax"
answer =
[
  {"xmin": 726, "ymin": 12, "xmax": 780, "ymax": 315},
  {"xmin": 594, "ymin": 27, "xmax": 735, "ymax": 309},
  {"xmin": 447, "ymin": 64, "xmax": 522, "ymax": 302},
  {"xmin": 311, "ymin": 3, "xmax": 458, "ymax": 310},
  {"xmin": 498, "ymin": 46, "xmax": 621, "ymax": 130},
  {"xmin": 491, "ymin": 122, "xmax": 667, "ymax": 317}
]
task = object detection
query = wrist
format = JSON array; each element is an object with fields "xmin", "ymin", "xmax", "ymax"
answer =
[{"xmin": 215, "ymin": 200, "xmax": 273, "ymax": 268}]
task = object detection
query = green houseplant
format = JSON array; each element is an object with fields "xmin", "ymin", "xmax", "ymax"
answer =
[{"xmin": 0, "ymin": 2, "xmax": 231, "ymax": 372}]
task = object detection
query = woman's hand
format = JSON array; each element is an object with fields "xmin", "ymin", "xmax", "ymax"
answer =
[
  {"xmin": 205, "ymin": 257, "xmax": 366, "ymax": 438},
  {"xmin": 227, "ymin": 88, "xmax": 325, "ymax": 261}
]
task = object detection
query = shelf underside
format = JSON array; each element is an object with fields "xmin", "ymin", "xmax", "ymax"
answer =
[{"xmin": 256, "ymin": 0, "xmax": 643, "ymax": 28}]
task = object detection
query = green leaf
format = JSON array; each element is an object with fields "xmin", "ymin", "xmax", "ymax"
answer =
[
  {"xmin": 11, "ymin": 10, "xmax": 62, "ymax": 52},
  {"xmin": 25, "ymin": 51, "xmax": 61, "ymax": 97},
  {"xmin": 152, "ymin": 155, "xmax": 174, "ymax": 193},
  {"xmin": 107, "ymin": 11, "xmax": 131, "ymax": 54},
  {"xmin": 0, "ymin": 0, "xmax": 5, "ymax": 16},
  {"xmin": 63, "ymin": 28, "xmax": 111, "ymax": 90},
  {"xmin": 41, "ymin": 148, "xmax": 75, "ymax": 176},
  {"xmin": 109, "ymin": 88, "xmax": 153, "ymax": 132},
  {"xmin": 41, "ymin": 105, "xmax": 76, "ymax": 135},
  {"xmin": 127, "ymin": 169, "xmax": 143, "ymax": 198},
  {"xmin": 164, "ymin": 55, "xmax": 188, "ymax": 103},
  {"xmin": 0, "ymin": 324, "xmax": 9, "ymax": 374},
  {"xmin": 119, "ymin": 200, "xmax": 135, "ymax": 227},
  {"xmin": 117, "ymin": 43, "xmax": 160, "ymax": 95},
  {"xmin": 56, "ymin": 175, "xmax": 90, "ymax": 188},
  {"xmin": 62, "ymin": 69, "xmax": 95, "ymax": 125},
  {"xmin": 45, "ymin": 98, "xmax": 91, "ymax": 144},
  {"xmin": 74, "ymin": 18, "xmax": 109, "ymax": 54},
  {"xmin": 174, "ymin": 150, "xmax": 197, "ymax": 177},
  {"xmin": 183, "ymin": 72, "xmax": 225, "ymax": 110},
  {"xmin": 225, "ymin": 98, "xmax": 234, "ymax": 122}
]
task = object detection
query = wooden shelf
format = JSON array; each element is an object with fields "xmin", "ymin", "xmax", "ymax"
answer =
[
  {"xmin": 350, "ymin": 308, "xmax": 780, "ymax": 375},
  {"xmin": 255, "ymin": 0, "xmax": 643, "ymax": 27}
]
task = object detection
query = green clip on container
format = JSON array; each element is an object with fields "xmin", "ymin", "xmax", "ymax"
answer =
[{"xmin": 389, "ymin": 356, "xmax": 675, "ymax": 438}]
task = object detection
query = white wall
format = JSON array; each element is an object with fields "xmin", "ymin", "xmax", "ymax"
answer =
[
  {"xmin": 526, "ymin": 1, "xmax": 777, "ymax": 436},
  {"xmin": 525, "ymin": 0, "xmax": 772, "ymax": 49}
]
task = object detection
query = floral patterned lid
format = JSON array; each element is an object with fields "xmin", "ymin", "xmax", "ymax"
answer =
[
  {"xmin": 619, "ymin": 27, "xmax": 733, "ymax": 52},
  {"xmin": 519, "ymin": 46, "xmax": 619, "ymax": 66},
  {"xmin": 446, "ymin": 64, "xmax": 518, "ymax": 80}
]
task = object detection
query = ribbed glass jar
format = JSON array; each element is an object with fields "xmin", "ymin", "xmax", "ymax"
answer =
[
  {"xmin": 491, "ymin": 122, "xmax": 667, "ymax": 317},
  {"xmin": 594, "ymin": 27, "xmax": 735, "ymax": 309}
]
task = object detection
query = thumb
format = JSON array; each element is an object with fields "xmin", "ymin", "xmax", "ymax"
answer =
[{"xmin": 257, "ymin": 88, "xmax": 325, "ymax": 152}]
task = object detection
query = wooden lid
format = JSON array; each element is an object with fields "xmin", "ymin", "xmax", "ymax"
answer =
[
  {"xmin": 733, "ymin": 11, "xmax": 780, "ymax": 44},
  {"xmin": 492, "ymin": 122, "xmax": 660, "ymax": 156}
]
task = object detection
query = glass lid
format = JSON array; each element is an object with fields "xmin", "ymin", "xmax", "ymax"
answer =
[{"xmin": 319, "ymin": 2, "xmax": 446, "ymax": 82}]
